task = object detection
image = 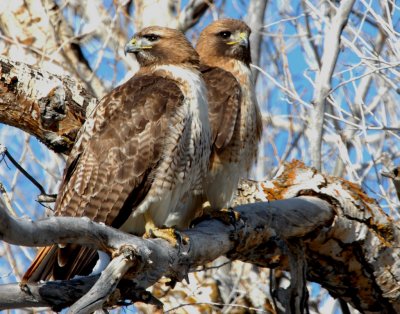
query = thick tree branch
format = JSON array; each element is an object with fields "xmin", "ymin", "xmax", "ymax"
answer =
[
  {"xmin": 178, "ymin": 0, "xmax": 213, "ymax": 32},
  {"xmin": 0, "ymin": 195, "xmax": 332, "ymax": 312},
  {"xmin": 0, "ymin": 55, "xmax": 97, "ymax": 154},
  {"xmin": 2, "ymin": 276, "xmax": 99, "ymax": 311},
  {"xmin": 68, "ymin": 251, "xmax": 136, "ymax": 313},
  {"xmin": 308, "ymin": 0, "xmax": 355, "ymax": 171},
  {"xmin": 0, "ymin": 161, "xmax": 399, "ymax": 313}
]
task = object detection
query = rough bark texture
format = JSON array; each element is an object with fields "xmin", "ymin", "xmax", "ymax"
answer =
[
  {"xmin": 252, "ymin": 161, "xmax": 400, "ymax": 313},
  {"xmin": 0, "ymin": 55, "xmax": 96, "ymax": 154}
]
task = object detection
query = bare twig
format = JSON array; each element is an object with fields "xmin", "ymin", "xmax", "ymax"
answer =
[
  {"xmin": 0, "ymin": 182, "xmax": 17, "ymax": 217},
  {"xmin": 0, "ymin": 145, "xmax": 56, "ymax": 201},
  {"xmin": 43, "ymin": 0, "xmax": 106, "ymax": 98}
]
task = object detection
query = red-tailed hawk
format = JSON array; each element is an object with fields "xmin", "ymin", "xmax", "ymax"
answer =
[
  {"xmin": 22, "ymin": 26, "xmax": 211, "ymax": 282},
  {"xmin": 196, "ymin": 19, "xmax": 263, "ymax": 209}
]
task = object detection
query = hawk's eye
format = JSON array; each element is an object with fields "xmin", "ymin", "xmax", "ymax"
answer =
[
  {"xmin": 143, "ymin": 34, "xmax": 160, "ymax": 42},
  {"xmin": 218, "ymin": 31, "xmax": 231, "ymax": 39}
]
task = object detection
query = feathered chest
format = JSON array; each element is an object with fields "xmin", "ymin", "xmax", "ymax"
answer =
[{"xmin": 150, "ymin": 65, "xmax": 211, "ymax": 191}]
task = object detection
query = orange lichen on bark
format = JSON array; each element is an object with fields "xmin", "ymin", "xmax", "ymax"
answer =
[
  {"xmin": 339, "ymin": 179, "xmax": 376, "ymax": 204},
  {"xmin": 262, "ymin": 160, "xmax": 311, "ymax": 200},
  {"xmin": 338, "ymin": 179, "xmax": 395, "ymax": 245}
]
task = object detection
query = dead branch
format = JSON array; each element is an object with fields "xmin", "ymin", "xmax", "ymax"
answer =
[
  {"xmin": 68, "ymin": 251, "xmax": 136, "ymax": 313},
  {"xmin": 0, "ymin": 55, "xmax": 97, "ymax": 154},
  {"xmin": 0, "ymin": 179, "xmax": 333, "ymax": 311}
]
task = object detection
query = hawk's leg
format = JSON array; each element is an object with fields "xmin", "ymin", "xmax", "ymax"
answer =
[{"xmin": 143, "ymin": 212, "xmax": 188, "ymax": 247}]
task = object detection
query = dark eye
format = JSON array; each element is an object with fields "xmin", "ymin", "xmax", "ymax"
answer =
[
  {"xmin": 143, "ymin": 34, "xmax": 160, "ymax": 42},
  {"xmin": 218, "ymin": 31, "xmax": 231, "ymax": 39}
]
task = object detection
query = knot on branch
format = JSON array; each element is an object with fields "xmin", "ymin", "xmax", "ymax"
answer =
[
  {"xmin": 113, "ymin": 244, "xmax": 145, "ymax": 280},
  {"xmin": 38, "ymin": 85, "xmax": 66, "ymax": 130}
]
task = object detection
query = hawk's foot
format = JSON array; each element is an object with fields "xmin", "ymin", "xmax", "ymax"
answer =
[{"xmin": 144, "ymin": 227, "xmax": 189, "ymax": 248}]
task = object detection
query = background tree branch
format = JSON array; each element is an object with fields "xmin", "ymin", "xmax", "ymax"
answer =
[
  {"xmin": 308, "ymin": 0, "xmax": 355, "ymax": 171},
  {"xmin": 245, "ymin": 0, "xmax": 268, "ymax": 81}
]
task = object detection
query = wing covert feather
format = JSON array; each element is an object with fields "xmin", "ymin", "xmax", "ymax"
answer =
[
  {"xmin": 55, "ymin": 75, "xmax": 185, "ymax": 226},
  {"xmin": 201, "ymin": 65, "xmax": 241, "ymax": 150}
]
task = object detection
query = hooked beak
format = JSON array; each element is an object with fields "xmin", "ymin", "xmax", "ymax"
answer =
[
  {"xmin": 124, "ymin": 38, "xmax": 150, "ymax": 55},
  {"xmin": 227, "ymin": 32, "xmax": 249, "ymax": 47},
  {"xmin": 238, "ymin": 32, "xmax": 249, "ymax": 47}
]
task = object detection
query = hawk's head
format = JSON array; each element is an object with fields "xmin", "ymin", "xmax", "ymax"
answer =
[
  {"xmin": 125, "ymin": 26, "xmax": 199, "ymax": 68},
  {"xmin": 196, "ymin": 19, "xmax": 252, "ymax": 66}
]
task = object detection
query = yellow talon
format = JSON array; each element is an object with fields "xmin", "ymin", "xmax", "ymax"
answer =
[{"xmin": 143, "ymin": 212, "xmax": 188, "ymax": 247}]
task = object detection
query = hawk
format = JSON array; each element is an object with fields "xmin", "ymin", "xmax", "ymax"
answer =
[
  {"xmin": 196, "ymin": 19, "xmax": 263, "ymax": 209},
  {"xmin": 22, "ymin": 26, "xmax": 211, "ymax": 282}
]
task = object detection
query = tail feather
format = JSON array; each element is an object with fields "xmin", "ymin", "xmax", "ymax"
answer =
[
  {"xmin": 22, "ymin": 246, "xmax": 58, "ymax": 283},
  {"xmin": 54, "ymin": 245, "xmax": 98, "ymax": 280},
  {"xmin": 22, "ymin": 245, "xmax": 99, "ymax": 282}
]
